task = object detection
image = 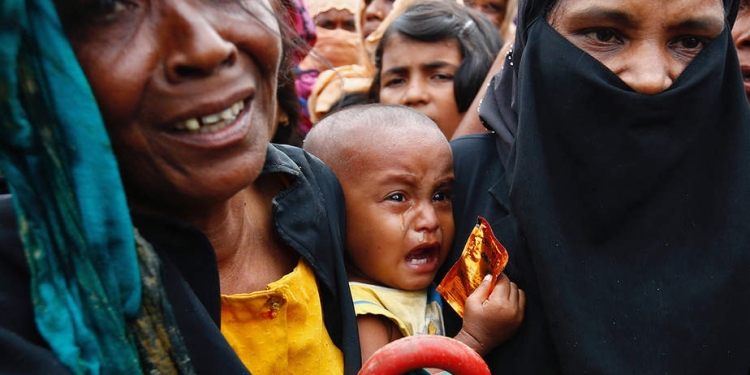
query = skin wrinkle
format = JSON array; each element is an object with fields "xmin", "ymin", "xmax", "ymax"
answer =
[{"xmin": 547, "ymin": 0, "xmax": 725, "ymax": 95}]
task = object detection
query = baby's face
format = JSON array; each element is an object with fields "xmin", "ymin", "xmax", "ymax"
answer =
[{"xmin": 342, "ymin": 130, "xmax": 455, "ymax": 291}]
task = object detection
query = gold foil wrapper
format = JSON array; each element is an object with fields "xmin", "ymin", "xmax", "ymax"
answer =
[{"xmin": 437, "ymin": 216, "xmax": 509, "ymax": 318}]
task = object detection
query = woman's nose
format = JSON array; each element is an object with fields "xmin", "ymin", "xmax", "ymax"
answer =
[
  {"xmin": 163, "ymin": 4, "xmax": 237, "ymax": 82},
  {"xmin": 615, "ymin": 44, "xmax": 674, "ymax": 95},
  {"xmin": 401, "ymin": 79, "xmax": 430, "ymax": 106},
  {"xmin": 732, "ymin": 16, "xmax": 750, "ymax": 56},
  {"xmin": 732, "ymin": 11, "xmax": 750, "ymax": 51}
]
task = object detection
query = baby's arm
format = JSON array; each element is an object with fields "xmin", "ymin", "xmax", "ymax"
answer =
[
  {"xmin": 357, "ymin": 314, "xmax": 404, "ymax": 363},
  {"xmin": 453, "ymin": 273, "xmax": 525, "ymax": 356}
]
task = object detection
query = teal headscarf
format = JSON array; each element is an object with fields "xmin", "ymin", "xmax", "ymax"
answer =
[{"xmin": 0, "ymin": 1, "xmax": 195, "ymax": 374}]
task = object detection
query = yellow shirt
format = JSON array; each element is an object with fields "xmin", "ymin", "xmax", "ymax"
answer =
[
  {"xmin": 349, "ymin": 282, "xmax": 445, "ymax": 337},
  {"xmin": 221, "ymin": 259, "xmax": 343, "ymax": 374}
]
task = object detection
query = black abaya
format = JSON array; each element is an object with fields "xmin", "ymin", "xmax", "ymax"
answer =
[{"xmin": 446, "ymin": 0, "xmax": 750, "ymax": 373}]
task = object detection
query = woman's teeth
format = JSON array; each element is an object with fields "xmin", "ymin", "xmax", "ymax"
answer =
[{"xmin": 173, "ymin": 100, "xmax": 244, "ymax": 133}]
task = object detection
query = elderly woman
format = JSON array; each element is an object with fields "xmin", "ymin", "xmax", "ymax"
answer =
[
  {"xmin": 444, "ymin": 0, "xmax": 750, "ymax": 373},
  {"xmin": 0, "ymin": 1, "xmax": 360, "ymax": 374}
]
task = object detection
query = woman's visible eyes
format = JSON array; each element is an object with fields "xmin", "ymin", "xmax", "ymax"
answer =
[
  {"xmin": 431, "ymin": 72, "xmax": 454, "ymax": 81},
  {"xmin": 671, "ymin": 36, "xmax": 709, "ymax": 51},
  {"xmin": 79, "ymin": 0, "xmax": 135, "ymax": 23},
  {"xmin": 582, "ymin": 28, "xmax": 621, "ymax": 44},
  {"xmin": 85, "ymin": 0, "xmax": 131, "ymax": 17},
  {"xmin": 383, "ymin": 77, "xmax": 406, "ymax": 87},
  {"xmin": 316, "ymin": 20, "xmax": 335, "ymax": 30}
]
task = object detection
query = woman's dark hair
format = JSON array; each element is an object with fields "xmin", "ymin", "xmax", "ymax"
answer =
[{"xmin": 369, "ymin": 0, "xmax": 503, "ymax": 113}]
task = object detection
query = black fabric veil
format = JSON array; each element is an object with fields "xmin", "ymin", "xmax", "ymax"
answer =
[{"xmin": 478, "ymin": 0, "xmax": 750, "ymax": 373}]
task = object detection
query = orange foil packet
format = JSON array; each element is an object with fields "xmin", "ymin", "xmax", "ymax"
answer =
[{"xmin": 437, "ymin": 216, "xmax": 509, "ymax": 318}]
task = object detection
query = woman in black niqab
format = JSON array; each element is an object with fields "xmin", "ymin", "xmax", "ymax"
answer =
[{"xmin": 444, "ymin": 0, "xmax": 750, "ymax": 373}]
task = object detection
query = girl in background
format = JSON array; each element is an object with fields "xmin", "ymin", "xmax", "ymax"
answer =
[{"xmin": 369, "ymin": 0, "xmax": 503, "ymax": 139}]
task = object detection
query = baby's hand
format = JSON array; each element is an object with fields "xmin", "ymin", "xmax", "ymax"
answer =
[{"xmin": 453, "ymin": 273, "xmax": 525, "ymax": 356}]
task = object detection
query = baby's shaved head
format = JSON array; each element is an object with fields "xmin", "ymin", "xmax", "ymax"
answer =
[{"xmin": 304, "ymin": 104, "xmax": 447, "ymax": 178}]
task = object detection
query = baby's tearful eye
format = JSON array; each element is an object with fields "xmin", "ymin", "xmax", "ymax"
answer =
[
  {"xmin": 432, "ymin": 191, "xmax": 451, "ymax": 202},
  {"xmin": 387, "ymin": 193, "xmax": 406, "ymax": 202}
]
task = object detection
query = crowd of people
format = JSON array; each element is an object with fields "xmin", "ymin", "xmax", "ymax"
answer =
[{"xmin": 1, "ymin": 0, "xmax": 748, "ymax": 374}]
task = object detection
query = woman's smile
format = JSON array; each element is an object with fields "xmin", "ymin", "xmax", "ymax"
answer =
[{"xmin": 172, "ymin": 100, "xmax": 244, "ymax": 133}]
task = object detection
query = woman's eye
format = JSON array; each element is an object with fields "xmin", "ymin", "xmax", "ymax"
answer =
[
  {"xmin": 432, "ymin": 73, "xmax": 453, "ymax": 81},
  {"xmin": 383, "ymin": 77, "xmax": 405, "ymax": 87},
  {"xmin": 673, "ymin": 36, "xmax": 706, "ymax": 50},
  {"xmin": 80, "ymin": 0, "xmax": 133, "ymax": 22},
  {"xmin": 590, "ymin": 29, "xmax": 618, "ymax": 43},
  {"xmin": 111, "ymin": 1, "xmax": 128, "ymax": 13},
  {"xmin": 596, "ymin": 30, "xmax": 615, "ymax": 42},
  {"xmin": 86, "ymin": 0, "xmax": 130, "ymax": 16},
  {"xmin": 316, "ymin": 20, "xmax": 335, "ymax": 30}
]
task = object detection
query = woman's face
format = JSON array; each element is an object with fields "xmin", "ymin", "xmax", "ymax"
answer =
[
  {"xmin": 464, "ymin": 0, "xmax": 507, "ymax": 30},
  {"xmin": 59, "ymin": 0, "xmax": 282, "ymax": 213},
  {"xmin": 732, "ymin": 0, "xmax": 750, "ymax": 105},
  {"xmin": 378, "ymin": 35, "xmax": 464, "ymax": 138},
  {"xmin": 315, "ymin": 8, "xmax": 357, "ymax": 32},
  {"xmin": 362, "ymin": 0, "xmax": 395, "ymax": 38},
  {"xmin": 547, "ymin": 0, "xmax": 725, "ymax": 95}
]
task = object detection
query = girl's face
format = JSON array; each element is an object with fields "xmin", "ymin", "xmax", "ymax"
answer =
[
  {"xmin": 315, "ymin": 8, "xmax": 357, "ymax": 32},
  {"xmin": 59, "ymin": 0, "xmax": 282, "ymax": 214},
  {"xmin": 547, "ymin": 0, "xmax": 725, "ymax": 95},
  {"xmin": 732, "ymin": 0, "xmax": 750, "ymax": 105},
  {"xmin": 378, "ymin": 35, "xmax": 464, "ymax": 138}
]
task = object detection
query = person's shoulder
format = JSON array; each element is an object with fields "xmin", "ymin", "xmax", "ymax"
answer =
[
  {"xmin": 0, "ymin": 195, "xmax": 24, "ymax": 268},
  {"xmin": 450, "ymin": 133, "xmax": 498, "ymax": 157},
  {"xmin": 270, "ymin": 143, "xmax": 337, "ymax": 182},
  {"xmin": 270, "ymin": 143, "xmax": 326, "ymax": 169},
  {"xmin": 0, "ymin": 176, "xmax": 8, "ymax": 195},
  {"xmin": 450, "ymin": 133, "xmax": 504, "ymax": 171},
  {"xmin": 0, "ymin": 195, "xmax": 72, "ymax": 373},
  {"xmin": 0, "ymin": 194, "xmax": 33, "ymax": 313}
]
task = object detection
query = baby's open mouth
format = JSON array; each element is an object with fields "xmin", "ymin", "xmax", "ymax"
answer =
[{"xmin": 406, "ymin": 245, "xmax": 438, "ymax": 266}]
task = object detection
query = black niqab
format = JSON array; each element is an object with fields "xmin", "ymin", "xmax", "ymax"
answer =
[{"xmin": 477, "ymin": 0, "xmax": 750, "ymax": 373}]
